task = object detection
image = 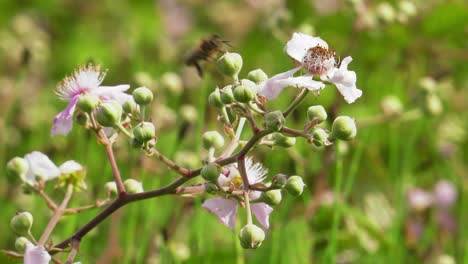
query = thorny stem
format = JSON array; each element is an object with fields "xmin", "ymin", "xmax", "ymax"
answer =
[
  {"xmin": 38, "ymin": 184, "xmax": 74, "ymax": 246},
  {"xmin": 283, "ymin": 88, "xmax": 309, "ymax": 117},
  {"xmin": 104, "ymin": 142, "xmax": 126, "ymax": 195}
]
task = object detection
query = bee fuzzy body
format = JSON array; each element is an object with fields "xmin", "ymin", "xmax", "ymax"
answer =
[{"xmin": 185, "ymin": 35, "xmax": 230, "ymax": 77}]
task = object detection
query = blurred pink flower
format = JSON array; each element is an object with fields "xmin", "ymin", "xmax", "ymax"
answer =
[
  {"xmin": 433, "ymin": 180, "xmax": 457, "ymax": 208},
  {"xmin": 51, "ymin": 64, "xmax": 130, "ymax": 136},
  {"xmin": 407, "ymin": 188, "xmax": 433, "ymax": 212},
  {"xmin": 258, "ymin": 32, "xmax": 362, "ymax": 103},
  {"xmin": 202, "ymin": 158, "xmax": 273, "ymax": 229}
]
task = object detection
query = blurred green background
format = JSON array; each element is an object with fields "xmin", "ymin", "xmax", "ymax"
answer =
[{"xmin": 1, "ymin": 0, "xmax": 467, "ymax": 263}]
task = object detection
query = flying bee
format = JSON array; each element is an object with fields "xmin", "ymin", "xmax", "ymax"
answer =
[{"xmin": 185, "ymin": 34, "xmax": 231, "ymax": 77}]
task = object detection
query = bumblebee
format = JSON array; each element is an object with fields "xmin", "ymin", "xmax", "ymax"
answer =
[{"xmin": 185, "ymin": 34, "xmax": 230, "ymax": 77}]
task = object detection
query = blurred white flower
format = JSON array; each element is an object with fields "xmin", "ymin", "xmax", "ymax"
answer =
[
  {"xmin": 407, "ymin": 188, "xmax": 433, "ymax": 212},
  {"xmin": 51, "ymin": 64, "xmax": 130, "ymax": 136},
  {"xmin": 24, "ymin": 242, "xmax": 50, "ymax": 264},
  {"xmin": 258, "ymin": 32, "xmax": 362, "ymax": 103},
  {"xmin": 202, "ymin": 157, "xmax": 273, "ymax": 229}
]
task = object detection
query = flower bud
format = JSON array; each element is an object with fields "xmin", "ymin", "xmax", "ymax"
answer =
[
  {"xmin": 6, "ymin": 157, "xmax": 28, "ymax": 183},
  {"xmin": 180, "ymin": 105, "xmax": 198, "ymax": 123},
  {"xmin": 160, "ymin": 72, "xmax": 183, "ymax": 95},
  {"xmin": 285, "ymin": 176, "xmax": 305, "ymax": 196},
  {"xmin": 217, "ymin": 52, "xmax": 243, "ymax": 79},
  {"xmin": 95, "ymin": 101, "xmax": 122, "ymax": 127},
  {"xmin": 132, "ymin": 86, "xmax": 153, "ymax": 105},
  {"xmin": 307, "ymin": 105, "xmax": 327, "ymax": 123},
  {"xmin": 260, "ymin": 190, "xmax": 282, "ymax": 206},
  {"xmin": 124, "ymin": 179, "xmax": 143, "ymax": 194},
  {"xmin": 247, "ymin": 69, "xmax": 268, "ymax": 84},
  {"xmin": 75, "ymin": 111, "xmax": 88, "ymax": 126},
  {"xmin": 233, "ymin": 85, "xmax": 254, "ymax": 103},
  {"xmin": 202, "ymin": 131, "xmax": 224, "ymax": 150},
  {"xmin": 105, "ymin": 182, "xmax": 118, "ymax": 198},
  {"xmin": 331, "ymin": 116, "xmax": 357, "ymax": 141},
  {"xmin": 264, "ymin": 111, "xmax": 285, "ymax": 132},
  {"xmin": 77, "ymin": 94, "xmax": 99, "ymax": 113},
  {"xmin": 312, "ymin": 128, "xmax": 329, "ymax": 147},
  {"xmin": 201, "ymin": 163, "xmax": 221, "ymax": 182},
  {"xmin": 381, "ymin": 96, "xmax": 403, "ymax": 117},
  {"xmin": 10, "ymin": 212, "xmax": 33, "ymax": 236},
  {"xmin": 271, "ymin": 133, "xmax": 296, "ymax": 148},
  {"xmin": 122, "ymin": 98, "xmax": 140, "ymax": 116},
  {"xmin": 238, "ymin": 224, "xmax": 265, "ymax": 249},
  {"xmin": 425, "ymin": 94, "xmax": 443, "ymax": 116},
  {"xmin": 208, "ymin": 88, "xmax": 224, "ymax": 108},
  {"xmin": 271, "ymin": 174, "xmax": 288, "ymax": 189},
  {"xmin": 15, "ymin": 237, "xmax": 30, "ymax": 253},
  {"xmin": 133, "ymin": 122, "xmax": 156, "ymax": 143},
  {"xmin": 204, "ymin": 182, "xmax": 218, "ymax": 194},
  {"xmin": 220, "ymin": 85, "xmax": 235, "ymax": 104}
]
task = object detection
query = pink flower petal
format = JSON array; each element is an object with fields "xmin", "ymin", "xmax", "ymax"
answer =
[
  {"xmin": 251, "ymin": 203, "xmax": 273, "ymax": 229},
  {"xmin": 24, "ymin": 242, "xmax": 51, "ymax": 264},
  {"xmin": 202, "ymin": 197, "xmax": 238, "ymax": 229},
  {"xmin": 285, "ymin": 32, "xmax": 328, "ymax": 62},
  {"xmin": 51, "ymin": 95, "xmax": 79, "ymax": 136}
]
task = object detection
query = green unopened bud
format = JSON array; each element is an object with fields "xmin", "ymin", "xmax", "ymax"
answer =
[
  {"xmin": 105, "ymin": 182, "xmax": 118, "ymax": 198},
  {"xmin": 201, "ymin": 163, "xmax": 221, "ymax": 182},
  {"xmin": 234, "ymin": 85, "xmax": 254, "ymax": 103},
  {"xmin": 133, "ymin": 122, "xmax": 155, "ymax": 143},
  {"xmin": 75, "ymin": 111, "xmax": 88, "ymax": 126},
  {"xmin": 96, "ymin": 101, "xmax": 122, "ymax": 127},
  {"xmin": 271, "ymin": 133, "xmax": 296, "ymax": 148},
  {"xmin": 239, "ymin": 224, "xmax": 265, "ymax": 249},
  {"xmin": 271, "ymin": 174, "xmax": 288, "ymax": 189},
  {"xmin": 331, "ymin": 116, "xmax": 357, "ymax": 141},
  {"xmin": 77, "ymin": 94, "xmax": 99, "ymax": 113},
  {"xmin": 307, "ymin": 105, "xmax": 327, "ymax": 123},
  {"xmin": 425, "ymin": 94, "xmax": 443, "ymax": 116},
  {"xmin": 204, "ymin": 182, "xmax": 218, "ymax": 194},
  {"xmin": 264, "ymin": 111, "xmax": 285, "ymax": 132},
  {"xmin": 285, "ymin": 176, "xmax": 305, "ymax": 196},
  {"xmin": 10, "ymin": 212, "xmax": 33, "ymax": 236},
  {"xmin": 381, "ymin": 96, "xmax": 403, "ymax": 116},
  {"xmin": 260, "ymin": 190, "xmax": 282, "ymax": 206},
  {"xmin": 15, "ymin": 237, "xmax": 30, "ymax": 253},
  {"xmin": 220, "ymin": 85, "xmax": 235, "ymax": 104},
  {"xmin": 202, "ymin": 131, "xmax": 224, "ymax": 150},
  {"xmin": 312, "ymin": 128, "xmax": 329, "ymax": 147},
  {"xmin": 208, "ymin": 88, "xmax": 224, "ymax": 108},
  {"xmin": 132, "ymin": 86, "xmax": 153, "ymax": 105},
  {"xmin": 123, "ymin": 98, "xmax": 140, "ymax": 116},
  {"xmin": 6, "ymin": 157, "xmax": 28, "ymax": 183},
  {"xmin": 217, "ymin": 52, "xmax": 243, "ymax": 79},
  {"xmin": 160, "ymin": 72, "xmax": 183, "ymax": 95},
  {"xmin": 180, "ymin": 105, "xmax": 198, "ymax": 123},
  {"xmin": 247, "ymin": 69, "xmax": 268, "ymax": 84},
  {"xmin": 124, "ymin": 179, "xmax": 143, "ymax": 194}
]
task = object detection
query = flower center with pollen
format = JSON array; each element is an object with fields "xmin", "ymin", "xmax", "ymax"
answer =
[{"xmin": 302, "ymin": 45, "xmax": 336, "ymax": 76}]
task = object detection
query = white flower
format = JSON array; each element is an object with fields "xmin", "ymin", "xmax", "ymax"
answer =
[
  {"xmin": 22, "ymin": 151, "xmax": 83, "ymax": 185},
  {"xmin": 51, "ymin": 64, "xmax": 131, "ymax": 136},
  {"xmin": 258, "ymin": 32, "xmax": 362, "ymax": 103},
  {"xmin": 202, "ymin": 157, "xmax": 273, "ymax": 229},
  {"xmin": 24, "ymin": 242, "xmax": 51, "ymax": 264}
]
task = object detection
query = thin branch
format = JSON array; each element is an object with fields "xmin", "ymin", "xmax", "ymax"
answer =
[
  {"xmin": 104, "ymin": 143, "xmax": 126, "ymax": 195},
  {"xmin": 149, "ymin": 149, "xmax": 192, "ymax": 177},
  {"xmin": 283, "ymin": 88, "xmax": 309, "ymax": 117},
  {"xmin": 37, "ymin": 189, "xmax": 58, "ymax": 211},
  {"xmin": 64, "ymin": 239, "xmax": 80, "ymax": 264}
]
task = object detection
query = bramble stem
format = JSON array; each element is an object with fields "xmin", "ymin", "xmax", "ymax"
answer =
[
  {"xmin": 283, "ymin": 88, "xmax": 309, "ymax": 117},
  {"xmin": 104, "ymin": 142, "xmax": 126, "ymax": 195},
  {"xmin": 38, "ymin": 184, "xmax": 74, "ymax": 246},
  {"xmin": 65, "ymin": 239, "xmax": 80, "ymax": 264}
]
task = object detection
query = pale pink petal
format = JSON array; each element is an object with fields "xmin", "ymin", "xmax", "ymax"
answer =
[
  {"xmin": 59, "ymin": 160, "xmax": 83, "ymax": 174},
  {"xmin": 24, "ymin": 242, "xmax": 51, "ymax": 264},
  {"xmin": 202, "ymin": 197, "xmax": 238, "ymax": 229},
  {"xmin": 407, "ymin": 188, "xmax": 433, "ymax": 211},
  {"xmin": 24, "ymin": 151, "xmax": 60, "ymax": 184},
  {"xmin": 251, "ymin": 203, "xmax": 273, "ymax": 229},
  {"xmin": 434, "ymin": 180, "xmax": 457, "ymax": 208},
  {"xmin": 258, "ymin": 67, "xmax": 303, "ymax": 99},
  {"xmin": 51, "ymin": 95, "xmax": 79, "ymax": 136},
  {"xmin": 323, "ymin": 56, "xmax": 362, "ymax": 104},
  {"xmin": 285, "ymin": 32, "xmax": 328, "ymax": 62}
]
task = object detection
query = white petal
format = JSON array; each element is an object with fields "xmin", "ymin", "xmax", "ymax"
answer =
[
  {"xmin": 24, "ymin": 152, "xmax": 60, "ymax": 184},
  {"xmin": 258, "ymin": 67, "xmax": 302, "ymax": 99},
  {"xmin": 59, "ymin": 160, "xmax": 83, "ymax": 174},
  {"xmin": 251, "ymin": 203, "xmax": 273, "ymax": 229},
  {"xmin": 94, "ymin": 84, "xmax": 130, "ymax": 95},
  {"xmin": 323, "ymin": 56, "xmax": 362, "ymax": 104},
  {"xmin": 24, "ymin": 242, "xmax": 51, "ymax": 264},
  {"xmin": 285, "ymin": 32, "xmax": 328, "ymax": 62},
  {"xmin": 202, "ymin": 197, "xmax": 238, "ymax": 229}
]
